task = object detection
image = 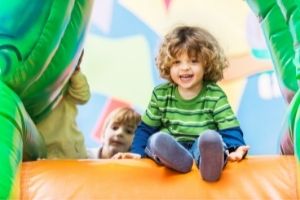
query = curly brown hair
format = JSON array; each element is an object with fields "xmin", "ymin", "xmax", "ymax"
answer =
[{"xmin": 155, "ymin": 26, "xmax": 228, "ymax": 83}]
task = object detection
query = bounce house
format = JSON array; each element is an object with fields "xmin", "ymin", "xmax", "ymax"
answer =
[{"xmin": 0, "ymin": 0, "xmax": 299, "ymax": 199}]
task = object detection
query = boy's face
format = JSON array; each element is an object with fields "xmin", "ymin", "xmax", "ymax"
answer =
[
  {"xmin": 103, "ymin": 120, "xmax": 136, "ymax": 156},
  {"xmin": 170, "ymin": 52, "xmax": 204, "ymax": 96}
]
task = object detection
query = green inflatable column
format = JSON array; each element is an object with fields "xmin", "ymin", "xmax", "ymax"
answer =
[
  {"xmin": 246, "ymin": 0, "xmax": 300, "ymax": 160},
  {"xmin": 0, "ymin": 81, "xmax": 46, "ymax": 199},
  {"xmin": 277, "ymin": 0, "xmax": 300, "ymax": 80},
  {"xmin": 0, "ymin": 0, "xmax": 94, "ymax": 198},
  {"xmin": 247, "ymin": 0, "xmax": 300, "ymax": 191},
  {"xmin": 246, "ymin": 0, "xmax": 298, "ymax": 96},
  {"xmin": 276, "ymin": 0, "xmax": 300, "ymax": 162}
]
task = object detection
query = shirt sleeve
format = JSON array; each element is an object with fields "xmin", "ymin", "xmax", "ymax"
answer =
[
  {"xmin": 219, "ymin": 127, "xmax": 246, "ymax": 152},
  {"xmin": 67, "ymin": 71, "xmax": 91, "ymax": 104},
  {"xmin": 130, "ymin": 121, "xmax": 159, "ymax": 157}
]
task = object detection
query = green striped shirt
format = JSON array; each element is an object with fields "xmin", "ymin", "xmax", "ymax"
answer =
[{"xmin": 142, "ymin": 82, "xmax": 240, "ymax": 142}]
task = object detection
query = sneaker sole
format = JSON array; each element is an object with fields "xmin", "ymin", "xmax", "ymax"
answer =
[{"xmin": 199, "ymin": 131, "xmax": 224, "ymax": 182}]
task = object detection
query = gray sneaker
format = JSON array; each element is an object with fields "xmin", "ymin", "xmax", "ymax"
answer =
[
  {"xmin": 199, "ymin": 130, "xmax": 224, "ymax": 182},
  {"xmin": 146, "ymin": 132, "xmax": 193, "ymax": 173}
]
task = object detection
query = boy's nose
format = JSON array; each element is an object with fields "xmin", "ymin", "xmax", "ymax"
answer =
[
  {"xmin": 115, "ymin": 129, "xmax": 124, "ymax": 136},
  {"xmin": 180, "ymin": 63, "xmax": 190, "ymax": 70}
]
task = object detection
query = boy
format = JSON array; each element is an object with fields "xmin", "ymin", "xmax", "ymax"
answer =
[
  {"xmin": 113, "ymin": 26, "xmax": 249, "ymax": 182},
  {"xmin": 88, "ymin": 107, "xmax": 141, "ymax": 158}
]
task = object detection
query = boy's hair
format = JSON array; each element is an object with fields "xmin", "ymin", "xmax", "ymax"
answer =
[
  {"xmin": 101, "ymin": 107, "xmax": 141, "ymax": 137},
  {"xmin": 156, "ymin": 26, "xmax": 228, "ymax": 83}
]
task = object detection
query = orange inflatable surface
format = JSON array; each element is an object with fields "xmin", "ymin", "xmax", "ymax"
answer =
[{"xmin": 21, "ymin": 156, "xmax": 297, "ymax": 200}]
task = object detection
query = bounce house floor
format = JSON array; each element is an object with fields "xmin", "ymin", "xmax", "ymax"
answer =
[{"xmin": 21, "ymin": 156, "xmax": 297, "ymax": 200}]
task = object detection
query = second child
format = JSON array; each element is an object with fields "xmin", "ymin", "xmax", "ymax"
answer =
[{"xmin": 88, "ymin": 107, "xmax": 141, "ymax": 158}]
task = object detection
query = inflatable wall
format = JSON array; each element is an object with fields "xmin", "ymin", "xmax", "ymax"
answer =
[
  {"xmin": 0, "ymin": 0, "xmax": 94, "ymax": 198},
  {"xmin": 246, "ymin": 0, "xmax": 300, "ymax": 192}
]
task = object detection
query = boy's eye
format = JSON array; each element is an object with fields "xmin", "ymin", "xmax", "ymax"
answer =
[
  {"xmin": 112, "ymin": 125, "xmax": 119, "ymax": 130},
  {"xmin": 191, "ymin": 59, "xmax": 198, "ymax": 63},
  {"xmin": 126, "ymin": 129, "xmax": 134, "ymax": 134},
  {"xmin": 173, "ymin": 60, "xmax": 180, "ymax": 65}
]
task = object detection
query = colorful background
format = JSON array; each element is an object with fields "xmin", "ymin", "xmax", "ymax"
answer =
[{"xmin": 77, "ymin": 0, "xmax": 287, "ymax": 155}]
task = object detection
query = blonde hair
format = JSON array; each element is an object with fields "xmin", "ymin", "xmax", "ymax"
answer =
[
  {"xmin": 102, "ymin": 107, "xmax": 141, "ymax": 136},
  {"xmin": 156, "ymin": 26, "xmax": 228, "ymax": 83}
]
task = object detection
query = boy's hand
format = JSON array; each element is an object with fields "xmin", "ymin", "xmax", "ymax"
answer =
[
  {"xmin": 228, "ymin": 145, "xmax": 250, "ymax": 162},
  {"xmin": 112, "ymin": 152, "xmax": 142, "ymax": 159}
]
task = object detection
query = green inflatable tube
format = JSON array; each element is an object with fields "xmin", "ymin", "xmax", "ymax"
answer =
[
  {"xmin": 0, "ymin": 81, "xmax": 46, "ymax": 198},
  {"xmin": 0, "ymin": 0, "xmax": 94, "ymax": 198},
  {"xmin": 277, "ymin": 0, "xmax": 300, "ymax": 161},
  {"xmin": 247, "ymin": 0, "xmax": 298, "ymax": 94},
  {"xmin": 246, "ymin": 0, "xmax": 299, "ymax": 160}
]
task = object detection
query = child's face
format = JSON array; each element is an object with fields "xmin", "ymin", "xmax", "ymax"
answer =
[
  {"xmin": 102, "ymin": 120, "xmax": 136, "ymax": 156},
  {"xmin": 170, "ymin": 52, "xmax": 204, "ymax": 95}
]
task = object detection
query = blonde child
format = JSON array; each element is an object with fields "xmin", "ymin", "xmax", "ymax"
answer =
[
  {"xmin": 113, "ymin": 26, "xmax": 249, "ymax": 182},
  {"xmin": 88, "ymin": 107, "xmax": 141, "ymax": 158},
  {"xmin": 36, "ymin": 50, "xmax": 90, "ymax": 159}
]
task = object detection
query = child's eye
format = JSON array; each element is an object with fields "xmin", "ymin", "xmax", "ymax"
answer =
[
  {"xmin": 173, "ymin": 60, "xmax": 180, "ymax": 65},
  {"xmin": 191, "ymin": 59, "xmax": 198, "ymax": 63},
  {"xmin": 112, "ymin": 125, "xmax": 119, "ymax": 130},
  {"xmin": 126, "ymin": 129, "xmax": 134, "ymax": 134}
]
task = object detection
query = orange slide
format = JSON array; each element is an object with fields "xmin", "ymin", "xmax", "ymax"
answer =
[{"xmin": 21, "ymin": 156, "xmax": 297, "ymax": 199}]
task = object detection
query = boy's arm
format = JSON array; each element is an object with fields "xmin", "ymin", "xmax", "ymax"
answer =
[
  {"xmin": 219, "ymin": 127, "xmax": 249, "ymax": 161},
  {"xmin": 219, "ymin": 127, "xmax": 246, "ymax": 151},
  {"xmin": 67, "ymin": 70, "xmax": 91, "ymax": 104},
  {"xmin": 130, "ymin": 121, "xmax": 159, "ymax": 157}
]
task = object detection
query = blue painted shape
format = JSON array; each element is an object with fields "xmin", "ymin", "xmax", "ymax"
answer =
[
  {"xmin": 237, "ymin": 71, "xmax": 287, "ymax": 155},
  {"xmin": 77, "ymin": 92, "xmax": 107, "ymax": 148}
]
